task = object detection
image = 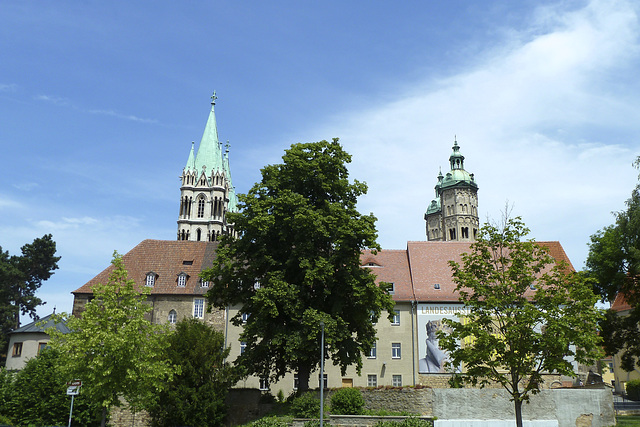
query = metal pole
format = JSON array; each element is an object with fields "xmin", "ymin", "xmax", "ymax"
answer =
[
  {"xmin": 68, "ymin": 394, "xmax": 75, "ymax": 427},
  {"xmin": 320, "ymin": 321, "xmax": 325, "ymax": 427}
]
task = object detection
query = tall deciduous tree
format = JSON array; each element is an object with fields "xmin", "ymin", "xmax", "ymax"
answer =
[
  {"xmin": 149, "ymin": 318, "xmax": 237, "ymax": 427},
  {"xmin": 203, "ymin": 139, "xmax": 394, "ymax": 392},
  {"xmin": 48, "ymin": 252, "xmax": 177, "ymax": 427},
  {"xmin": 0, "ymin": 234, "xmax": 60, "ymax": 354},
  {"xmin": 586, "ymin": 157, "xmax": 640, "ymax": 371},
  {"xmin": 439, "ymin": 217, "xmax": 602, "ymax": 427}
]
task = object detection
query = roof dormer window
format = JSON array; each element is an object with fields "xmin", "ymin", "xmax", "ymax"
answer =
[
  {"xmin": 177, "ymin": 272, "xmax": 188, "ymax": 287},
  {"xmin": 146, "ymin": 272, "xmax": 156, "ymax": 287},
  {"xmin": 434, "ymin": 283, "xmax": 441, "ymax": 290}
]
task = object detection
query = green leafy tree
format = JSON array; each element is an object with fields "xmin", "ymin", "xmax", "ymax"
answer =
[
  {"xmin": 8, "ymin": 348, "xmax": 101, "ymax": 426},
  {"xmin": 203, "ymin": 139, "xmax": 394, "ymax": 392},
  {"xmin": 586, "ymin": 156, "xmax": 640, "ymax": 371},
  {"xmin": 439, "ymin": 217, "xmax": 603, "ymax": 427},
  {"xmin": 0, "ymin": 234, "xmax": 60, "ymax": 356},
  {"xmin": 149, "ymin": 318, "xmax": 237, "ymax": 427},
  {"xmin": 48, "ymin": 252, "xmax": 177, "ymax": 427}
]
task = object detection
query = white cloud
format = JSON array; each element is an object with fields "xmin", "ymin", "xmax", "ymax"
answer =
[
  {"xmin": 35, "ymin": 94, "xmax": 71, "ymax": 106},
  {"xmin": 303, "ymin": 0, "xmax": 640, "ymax": 269},
  {"xmin": 87, "ymin": 109, "xmax": 158, "ymax": 124},
  {"xmin": 0, "ymin": 83, "xmax": 17, "ymax": 92}
]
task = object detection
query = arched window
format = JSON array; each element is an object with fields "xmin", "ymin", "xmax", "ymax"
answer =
[
  {"xmin": 196, "ymin": 228, "xmax": 202, "ymax": 241},
  {"xmin": 197, "ymin": 197, "xmax": 205, "ymax": 218},
  {"xmin": 168, "ymin": 310, "xmax": 177, "ymax": 324}
]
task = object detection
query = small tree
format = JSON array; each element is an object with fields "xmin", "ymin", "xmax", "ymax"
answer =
[
  {"xmin": 439, "ymin": 217, "xmax": 603, "ymax": 427},
  {"xmin": 149, "ymin": 318, "xmax": 237, "ymax": 427},
  {"xmin": 48, "ymin": 252, "xmax": 177, "ymax": 427},
  {"xmin": 204, "ymin": 139, "xmax": 394, "ymax": 391}
]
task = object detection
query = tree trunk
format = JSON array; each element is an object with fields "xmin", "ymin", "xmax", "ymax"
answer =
[
  {"xmin": 514, "ymin": 398, "xmax": 523, "ymax": 427},
  {"xmin": 100, "ymin": 406, "xmax": 107, "ymax": 427}
]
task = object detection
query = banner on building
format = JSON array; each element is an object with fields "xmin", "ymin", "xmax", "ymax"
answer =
[{"xmin": 417, "ymin": 303, "xmax": 468, "ymax": 374}]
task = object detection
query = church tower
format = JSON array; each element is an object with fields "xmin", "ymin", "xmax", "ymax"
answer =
[
  {"xmin": 424, "ymin": 139, "xmax": 479, "ymax": 242},
  {"xmin": 177, "ymin": 93, "xmax": 239, "ymax": 241}
]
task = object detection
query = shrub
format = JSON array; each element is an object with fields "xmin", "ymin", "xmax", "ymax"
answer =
[
  {"xmin": 249, "ymin": 416, "xmax": 289, "ymax": 427},
  {"xmin": 330, "ymin": 387, "xmax": 365, "ymax": 415},
  {"xmin": 375, "ymin": 417, "xmax": 433, "ymax": 427},
  {"xmin": 291, "ymin": 392, "xmax": 320, "ymax": 418},
  {"xmin": 627, "ymin": 379, "xmax": 640, "ymax": 401}
]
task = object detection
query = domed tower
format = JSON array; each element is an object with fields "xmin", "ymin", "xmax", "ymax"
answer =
[
  {"xmin": 424, "ymin": 139, "xmax": 479, "ymax": 241},
  {"xmin": 177, "ymin": 92, "xmax": 239, "ymax": 241}
]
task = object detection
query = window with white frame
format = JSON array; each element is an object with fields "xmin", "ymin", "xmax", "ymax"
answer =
[
  {"xmin": 293, "ymin": 374, "xmax": 299, "ymax": 390},
  {"xmin": 168, "ymin": 309, "xmax": 177, "ymax": 324},
  {"xmin": 392, "ymin": 343, "xmax": 401, "ymax": 359},
  {"xmin": 201, "ymin": 280, "xmax": 209, "ymax": 288},
  {"xmin": 242, "ymin": 312, "xmax": 250, "ymax": 323},
  {"xmin": 240, "ymin": 341, "xmax": 246, "ymax": 354},
  {"xmin": 146, "ymin": 273, "xmax": 155, "ymax": 287},
  {"xmin": 392, "ymin": 375, "xmax": 402, "ymax": 387},
  {"xmin": 368, "ymin": 342, "xmax": 377, "ymax": 359},
  {"xmin": 177, "ymin": 273, "xmax": 187, "ymax": 287},
  {"xmin": 392, "ymin": 311, "xmax": 400, "ymax": 325},
  {"xmin": 193, "ymin": 298, "xmax": 205, "ymax": 319},
  {"xmin": 318, "ymin": 373, "xmax": 328, "ymax": 389},
  {"xmin": 367, "ymin": 374, "xmax": 377, "ymax": 387},
  {"xmin": 388, "ymin": 282, "xmax": 395, "ymax": 295},
  {"xmin": 259, "ymin": 377, "xmax": 269, "ymax": 390}
]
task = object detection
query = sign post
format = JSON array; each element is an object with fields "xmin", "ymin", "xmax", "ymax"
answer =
[{"xmin": 66, "ymin": 380, "xmax": 82, "ymax": 427}]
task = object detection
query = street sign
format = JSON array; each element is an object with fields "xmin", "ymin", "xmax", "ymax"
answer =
[
  {"xmin": 66, "ymin": 380, "xmax": 82, "ymax": 387},
  {"xmin": 66, "ymin": 385, "xmax": 80, "ymax": 396}
]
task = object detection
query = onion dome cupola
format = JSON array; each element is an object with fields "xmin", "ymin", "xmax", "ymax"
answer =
[{"xmin": 424, "ymin": 138, "xmax": 479, "ymax": 242}]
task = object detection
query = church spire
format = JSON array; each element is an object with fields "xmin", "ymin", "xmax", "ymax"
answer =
[
  {"xmin": 185, "ymin": 141, "xmax": 196, "ymax": 171},
  {"xmin": 194, "ymin": 91, "xmax": 223, "ymax": 175}
]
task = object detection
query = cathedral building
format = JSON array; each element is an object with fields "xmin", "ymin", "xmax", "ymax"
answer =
[
  {"xmin": 71, "ymin": 95, "xmax": 578, "ymax": 392},
  {"xmin": 424, "ymin": 140, "xmax": 479, "ymax": 242}
]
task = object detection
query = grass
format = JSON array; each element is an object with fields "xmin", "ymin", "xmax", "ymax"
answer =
[{"xmin": 617, "ymin": 415, "xmax": 640, "ymax": 426}]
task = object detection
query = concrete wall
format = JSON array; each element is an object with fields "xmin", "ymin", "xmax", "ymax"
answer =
[
  {"xmin": 5, "ymin": 332, "xmax": 49, "ymax": 370},
  {"xmin": 431, "ymin": 388, "xmax": 614, "ymax": 427}
]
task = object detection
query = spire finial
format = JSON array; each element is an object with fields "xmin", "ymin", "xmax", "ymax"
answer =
[{"xmin": 211, "ymin": 91, "xmax": 217, "ymax": 105}]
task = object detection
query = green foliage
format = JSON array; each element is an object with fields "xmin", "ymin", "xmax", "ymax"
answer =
[
  {"xmin": 303, "ymin": 420, "xmax": 321, "ymax": 427},
  {"xmin": 329, "ymin": 387, "xmax": 364, "ymax": 415},
  {"xmin": 627, "ymin": 379, "xmax": 640, "ymax": 401},
  {"xmin": 587, "ymin": 156, "xmax": 640, "ymax": 371},
  {"xmin": 0, "ymin": 368, "xmax": 13, "ymax": 420},
  {"xmin": 148, "ymin": 318, "xmax": 237, "ymax": 427},
  {"xmin": 6, "ymin": 348, "xmax": 101, "ymax": 426},
  {"xmin": 204, "ymin": 139, "xmax": 395, "ymax": 391},
  {"xmin": 290, "ymin": 392, "xmax": 320, "ymax": 418},
  {"xmin": 248, "ymin": 415, "xmax": 290, "ymax": 427},
  {"xmin": 277, "ymin": 389, "xmax": 285, "ymax": 403},
  {"xmin": 374, "ymin": 417, "xmax": 433, "ymax": 427},
  {"xmin": 439, "ymin": 216, "xmax": 603, "ymax": 427},
  {"xmin": 48, "ymin": 252, "xmax": 177, "ymax": 426},
  {"xmin": 0, "ymin": 234, "xmax": 60, "ymax": 355}
]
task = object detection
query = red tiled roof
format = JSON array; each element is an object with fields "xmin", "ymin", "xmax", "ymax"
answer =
[
  {"xmin": 362, "ymin": 249, "xmax": 412, "ymax": 301},
  {"xmin": 611, "ymin": 293, "xmax": 632, "ymax": 312},
  {"xmin": 72, "ymin": 240, "xmax": 218, "ymax": 296}
]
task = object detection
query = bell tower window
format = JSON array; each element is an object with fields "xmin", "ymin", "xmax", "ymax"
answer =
[{"xmin": 197, "ymin": 197, "xmax": 205, "ymax": 218}]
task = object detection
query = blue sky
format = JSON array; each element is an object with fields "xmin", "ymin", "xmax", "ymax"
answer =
[{"xmin": 1, "ymin": 0, "xmax": 639, "ymax": 319}]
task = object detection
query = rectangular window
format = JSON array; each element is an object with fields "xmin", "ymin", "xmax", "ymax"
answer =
[
  {"xmin": 368, "ymin": 342, "xmax": 377, "ymax": 359},
  {"xmin": 392, "ymin": 375, "xmax": 402, "ymax": 387},
  {"xmin": 37, "ymin": 342, "xmax": 47, "ymax": 355},
  {"xmin": 388, "ymin": 282, "xmax": 395, "ymax": 295},
  {"xmin": 293, "ymin": 374, "xmax": 299, "ymax": 390},
  {"xmin": 242, "ymin": 312, "xmax": 250, "ymax": 323},
  {"xmin": 146, "ymin": 274, "xmax": 155, "ymax": 287},
  {"xmin": 318, "ymin": 373, "xmax": 328, "ymax": 389},
  {"xmin": 367, "ymin": 374, "xmax": 377, "ymax": 387},
  {"xmin": 392, "ymin": 311, "xmax": 400, "ymax": 325},
  {"xmin": 240, "ymin": 341, "xmax": 246, "ymax": 354},
  {"xmin": 193, "ymin": 298, "xmax": 205, "ymax": 319},
  {"xmin": 259, "ymin": 377, "xmax": 269, "ymax": 391},
  {"xmin": 201, "ymin": 280, "xmax": 209, "ymax": 288},
  {"xmin": 12, "ymin": 342, "xmax": 22, "ymax": 357},
  {"xmin": 392, "ymin": 343, "xmax": 401, "ymax": 359}
]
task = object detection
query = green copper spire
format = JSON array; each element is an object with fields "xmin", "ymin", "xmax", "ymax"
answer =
[
  {"xmin": 194, "ymin": 91, "xmax": 224, "ymax": 175},
  {"xmin": 223, "ymin": 141, "xmax": 239, "ymax": 212},
  {"xmin": 185, "ymin": 141, "xmax": 196, "ymax": 171}
]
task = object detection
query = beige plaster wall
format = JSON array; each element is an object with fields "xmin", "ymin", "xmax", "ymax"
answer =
[{"xmin": 5, "ymin": 332, "xmax": 49, "ymax": 370}]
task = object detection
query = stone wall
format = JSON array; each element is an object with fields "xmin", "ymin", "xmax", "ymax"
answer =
[
  {"xmin": 109, "ymin": 404, "xmax": 151, "ymax": 427},
  {"xmin": 360, "ymin": 387, "xmax": 433, "ymax": 415}
]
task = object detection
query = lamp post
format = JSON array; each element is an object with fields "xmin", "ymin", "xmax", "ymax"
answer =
[{"xmin": 319, "ymin": 321, "xmax": 325, "ymax": 427}]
